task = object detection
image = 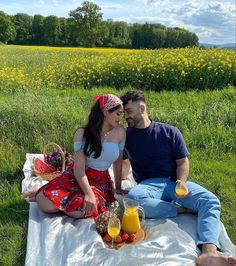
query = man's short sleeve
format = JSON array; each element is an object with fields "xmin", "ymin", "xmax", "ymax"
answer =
[{"xmin": 172, "ymin": 127, "xmax": 189, "ymax": 160}]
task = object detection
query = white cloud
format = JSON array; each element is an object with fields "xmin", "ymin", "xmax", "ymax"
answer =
[
  {"xmin": 121, "ymin": 0, "xmax": 235, "ymax": 43},
  {"xmin": 185, "ymin": 3, "xmax": 235, "ymax": 27},
  {"xmin": 130, "ymin": 15, "xmax": 162, "ymax": 21},
  {"xmin": 161, "ymin": 0, "xmax": 236, "ymax": 43},
  {"xmin": 101, "ymin": 4, "xmax": 123, "ymax": 10},
  {"xmin": 146, "ymin": 0, "xmax": 167, "ymax": 5},
  {"xmin": 115, "ymin": 14, "xmax": 172, "ymax": 25},
  {"xmin": 52, "ymin": 0, "xmax": 59, "ymax": 6},
  {"xmin": 137, "ymin": 0, "xmax": 169, "ymax": 7}
]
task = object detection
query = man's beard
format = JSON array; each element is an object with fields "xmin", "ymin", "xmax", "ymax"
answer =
[
  {"xmin": 126, "ymin": 116, "xmax": 141, "ymax": 128},
  {"xmin": 126, "ymin": 118, "xmax": 135, "ymax": 127}
]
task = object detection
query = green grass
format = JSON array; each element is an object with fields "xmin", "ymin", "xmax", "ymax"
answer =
[
  {"xmin": 0, "ymin": 181, "xmax": 28, "ymax": 265},
  {"xmin": 0, "ymin": 86, "xmax": 235, "ymax": 265}
]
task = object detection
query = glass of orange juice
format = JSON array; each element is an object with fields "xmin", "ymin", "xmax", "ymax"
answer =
[
  {"xmin": 174, "ymin": 180, "xmax": 189, "ymax": 207},
  {"xmin": 175, "ymin": 180, "xmax": 188, "ymax": 198},
  {"xmin": 108, "ymin": 217, "xmax": 121, "ymax": 248}
]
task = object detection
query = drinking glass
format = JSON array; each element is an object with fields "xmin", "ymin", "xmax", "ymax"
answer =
[
  {"xmin": 175, "ymin": 180, "xmax": 188, "ymax": 197},
  {"xmin": 175, "ymin": 180, "xmax": 189, "ymax": 205},
  {"xmin": 108, "ymin": 217, "xmax": 121, "ymax": 248}
]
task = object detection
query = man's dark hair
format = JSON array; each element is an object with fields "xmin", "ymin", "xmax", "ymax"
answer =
[{"xmin": 120, "ymin": 90, "xmax": 146, "ymax": 105}]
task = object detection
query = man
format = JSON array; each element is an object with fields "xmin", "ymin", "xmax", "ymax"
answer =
[{"xmin": 120, "ymin": 90, "xmax": 236, "ymax": 266}]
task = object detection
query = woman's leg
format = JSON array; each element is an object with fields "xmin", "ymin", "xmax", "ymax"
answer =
[
  {"xmin": 35, "ymin": 191, "xmax": 59, "ymax": 213},
  {"xmin": 22, "ymin": 189, "xmax": 38, "ymax": 202},
  {"xmin": 64, "ymin": 211, "xmax": 85, "ymax": 219},
  {"xmin": 36, "ymin": 192, "xmax": 86, "ymax": 218}
]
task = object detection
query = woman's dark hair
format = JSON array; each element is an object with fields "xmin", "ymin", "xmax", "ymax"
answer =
[{"xmin": 83, "ymin": 102, "xmax": 121, "ymax": 158}]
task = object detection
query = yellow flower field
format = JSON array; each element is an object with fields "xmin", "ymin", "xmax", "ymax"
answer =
[{"xmin": 0, "ymin": 45, "xmax": 235, "ymax": 91}]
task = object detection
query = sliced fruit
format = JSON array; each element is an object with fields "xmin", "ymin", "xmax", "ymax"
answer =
[{"xmin": 34, "ymin": 158, "xmax": 56, "ymax": 173}]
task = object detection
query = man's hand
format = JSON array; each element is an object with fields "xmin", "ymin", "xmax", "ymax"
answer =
[{"xmin": 175, "ymin": 180, "xmax": 189, "ymax": 197}]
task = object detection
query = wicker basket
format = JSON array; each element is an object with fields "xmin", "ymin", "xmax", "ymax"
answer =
[{"xmin": 34, "ymin": 142, "xmax": 66, "ymax": 181}]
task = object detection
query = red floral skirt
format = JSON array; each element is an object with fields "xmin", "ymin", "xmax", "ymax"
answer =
[{"xmin": 36, "ymin": 165, "xmax": 115, "ymax": 218}]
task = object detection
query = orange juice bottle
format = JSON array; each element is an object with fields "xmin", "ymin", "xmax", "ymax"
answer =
[{"xmin": 121, "ymin": 206, "xmax": 141, "ymax": 234}]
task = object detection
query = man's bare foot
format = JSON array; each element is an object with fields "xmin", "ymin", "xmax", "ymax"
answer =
[
  {"xmin": 177, "ymin": 206, "xmax": 197, "ymax": 215},
  {"xmin": 196, "ymin": 252, "xmax": 236, "ymax": 266}
]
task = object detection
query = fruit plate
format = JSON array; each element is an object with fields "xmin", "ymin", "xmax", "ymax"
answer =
[{"xmin": 105, "ymin": 228, "xmax": 145, "ymax": 249}]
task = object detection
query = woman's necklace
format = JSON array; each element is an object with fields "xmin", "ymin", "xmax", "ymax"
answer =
[{"xmin": 102, "ymin": 129, "xmax": 112, "ymax": 139}]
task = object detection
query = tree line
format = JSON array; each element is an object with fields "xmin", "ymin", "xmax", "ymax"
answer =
[{"xmin": 0, "ymin": 1, "xmax": 199, "ymax": 49}]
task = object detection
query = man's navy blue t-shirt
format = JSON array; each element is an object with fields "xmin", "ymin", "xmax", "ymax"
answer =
[{"xmin": 124, "ymin": 121, "xmax": 189, "ymax": 183}]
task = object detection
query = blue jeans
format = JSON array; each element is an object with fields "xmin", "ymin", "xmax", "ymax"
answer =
[{"xmin": 127, "ymin": 178, "xmax": 221, "ymax": 248}]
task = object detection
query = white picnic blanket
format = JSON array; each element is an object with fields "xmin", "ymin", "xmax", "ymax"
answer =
[{"xmin": 22, "ymin": 153, "xmax": 236, "ymax": 266}]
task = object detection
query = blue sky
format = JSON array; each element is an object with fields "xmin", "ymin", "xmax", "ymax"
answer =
[{"xmin": 1, "ymin": 0, "xmax": 235, "ymax": 44}]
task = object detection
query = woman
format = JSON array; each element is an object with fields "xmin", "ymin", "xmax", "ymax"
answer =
[{"xmin": 32, "ymin": 94, "xmax": 126, "ymax": 219}]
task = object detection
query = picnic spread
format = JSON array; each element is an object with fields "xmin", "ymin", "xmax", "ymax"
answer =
[{"xmin": 22, "ymin": 153, "xmax": 236, "ymax": 266}]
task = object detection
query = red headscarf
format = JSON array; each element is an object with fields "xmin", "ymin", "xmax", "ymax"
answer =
[{"xmin": 94, "ymin": 94, "xmax": 122, "ymax": 111}]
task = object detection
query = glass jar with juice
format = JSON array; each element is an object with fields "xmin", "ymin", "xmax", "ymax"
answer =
[{"xmin": 121, "ymin": 198, "xmax": 145, "ymax": 234}]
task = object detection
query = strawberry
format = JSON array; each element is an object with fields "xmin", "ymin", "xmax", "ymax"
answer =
[
  {"xmin": 127, "ymin": 233, "xmax": 136, "ymax": 243},
  {"xmin": 121, "ymin": 232, "xmax": 129, "ymax": 242},
  {"xmin": 103, "ymin": 234, "xmax": 112, "ymax": 243},
  {"xmin": 114, "ymin": 235, "xmax": 123, "ymax": 244}
]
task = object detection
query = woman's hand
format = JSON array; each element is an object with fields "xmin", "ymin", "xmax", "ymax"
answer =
[{"xmin": 83, "ymin": 191, "xmax": 97, "ymax": 217}]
